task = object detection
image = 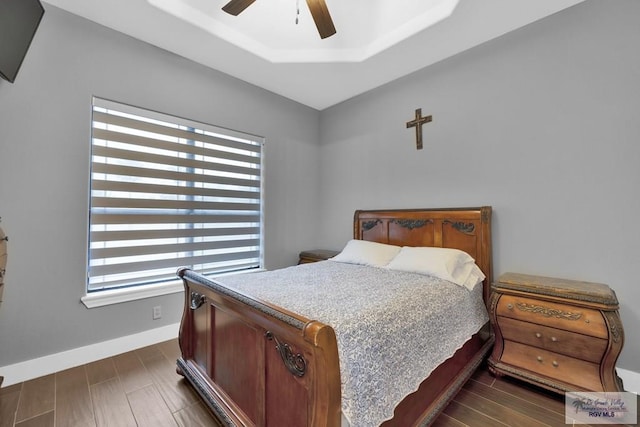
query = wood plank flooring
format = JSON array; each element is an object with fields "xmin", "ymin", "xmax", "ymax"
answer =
[
  {"xmin": 0, "ymin": 339, "xmax": 219, "ymax": 427},
  {"xmin": 1, "ymin": 339, "xmax": 637, "ymax": 426}
]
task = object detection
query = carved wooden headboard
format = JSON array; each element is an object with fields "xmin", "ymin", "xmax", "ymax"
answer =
[{"xmin": 354, "ymin": 207, "xmax": 493, "ymax": 304}]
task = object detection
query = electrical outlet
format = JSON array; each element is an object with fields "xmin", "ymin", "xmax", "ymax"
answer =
[{"xmin": 152, "ymin": 305, "xmax": 162, "ymax": 320}]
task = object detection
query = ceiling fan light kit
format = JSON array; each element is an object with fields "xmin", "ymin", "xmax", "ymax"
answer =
[{"xmin": 222, "ymin": 0, "xmax": 336, "ymax": 39}]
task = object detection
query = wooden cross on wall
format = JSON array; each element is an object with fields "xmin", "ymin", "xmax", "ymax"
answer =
[{"xmin": 406, "ymin": 108, "xmax": 432, "ymax": 150}]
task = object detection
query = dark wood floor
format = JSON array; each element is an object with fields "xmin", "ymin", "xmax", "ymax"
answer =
[
  {"xmin": 0, "ymin": 339, "xmax": 636, "ymax": 426},
  {"xmin": 0, "ymin": 339, "xmax": 220, "ymax": 427}
]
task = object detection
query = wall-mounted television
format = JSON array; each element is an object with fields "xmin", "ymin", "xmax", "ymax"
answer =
[{"xmin": 0, "ymin": 0, "xmax": 45, "ymax": 83}]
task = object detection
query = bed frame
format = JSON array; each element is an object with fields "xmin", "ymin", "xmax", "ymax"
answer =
[{"xmin": 176, "ymin": 206, "xmax": 494, "ymax": 426}]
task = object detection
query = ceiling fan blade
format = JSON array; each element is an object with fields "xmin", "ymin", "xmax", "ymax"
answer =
[
  {"xmin": 306, "ymin": 0, "xmax": 336, "ymax": 39},
  {"xmin": 222, "ymin": 0, "xmax": 256, "ymax": 16}
]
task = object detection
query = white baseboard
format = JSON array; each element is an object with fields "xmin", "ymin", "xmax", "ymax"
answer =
[
  {"xmin": 0, "ymin": 323, "xmax": 180, "ymax": 387},
  {"xmin": 2, "ymin": 324, "xmax": 639, "ymax": 395},
  {"xmin": 618, "ymin": 368, "xmax": 640, "ymax": 394}
]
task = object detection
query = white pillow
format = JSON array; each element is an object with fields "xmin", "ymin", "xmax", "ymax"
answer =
[
  {"xmin": 330, "ymin": 239, "xmax": 401, "ymax": 268},
  {"xmin": 453, "ymin": 261, "xmax": 487, "ymax": 290},
  {"xmin": 386, "ymin": 246, "xmax": 485, "ymax": 290}
]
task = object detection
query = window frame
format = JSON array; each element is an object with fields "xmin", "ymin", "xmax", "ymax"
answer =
[{"xmin": 82, "ymin": 97, "xmax": 265, "ymax": 308}]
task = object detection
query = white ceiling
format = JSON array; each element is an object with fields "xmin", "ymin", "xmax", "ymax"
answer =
[
  {"xmin": 147, "ymin": 0, "xmax": 462, "ymax": 63},
  {"xmin": 42, "ymin": 0, "xmax": 585, "ymax": 110}
]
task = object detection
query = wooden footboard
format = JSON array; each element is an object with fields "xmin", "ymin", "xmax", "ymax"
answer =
[
  {"xmin": 177, "ymin": 267, "xmax": 493, "ymax": 427},
  {"xmin": 176, "ymin": 268, "xmax": 341, "ymax": 427}
]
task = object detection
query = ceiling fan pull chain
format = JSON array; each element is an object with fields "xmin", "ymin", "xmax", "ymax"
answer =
[{"xmin": 295, "ymin": 0, "xmax": 300, "ymax": 24}]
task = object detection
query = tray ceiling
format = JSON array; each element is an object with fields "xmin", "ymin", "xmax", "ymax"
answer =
[{"xmin": 42, "ymin": 0, "xmax": 585, "ymax": 110}]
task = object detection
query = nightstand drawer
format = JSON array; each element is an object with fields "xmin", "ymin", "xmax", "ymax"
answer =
[
  {"xmin": 496, "ymin": 294, "xmax": 608, "ymax": 339},
  {"xmin": 501, "ymin": 340, "xmax": 603, "ymax": 391},
  {"xmin": 497, "ymin": 316, "xmax": 607, "ymax": 363}
]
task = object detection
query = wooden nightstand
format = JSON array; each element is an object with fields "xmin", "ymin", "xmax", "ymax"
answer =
[
  {"xmin": 298, "ymin": 249, "xmax": 339, "ymax": 264},
  {"xmin": 488, "ymin": 272, "xmax": 624, "ymax": 393}
]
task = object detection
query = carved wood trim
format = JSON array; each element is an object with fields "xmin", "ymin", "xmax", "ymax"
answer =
[
  {"xmin": 515, "ymin": 302, "xmax": 582, "ymax": 320},
  {"xmin": 443, "ymin": 220, "xmax": 475, "ymax": 234},
  {"xmin": 390, "ymin": 219, "xmax": 433, "ymax": 230},
  {"xmin": 362, "ymin": 219, "xmax": 382, "ymax": 231},
  {"xmin": 495, "ymin": 282, "xmax": 619, "ymax": 305},
  {"xmin": 265, "ymin": 331, "xmax": 307, "ymax": 377},
  {"xmin": 488, "ymin": 360, "xmax": 569, "ymax": 392},
  {"xmin": 481, "ymin": 207, "xmax": 491, "ymax": 223},
  {"xmin": 603, "ymin": 311, "xmax": 623, "ymax": 343},
  {"xmin": 190, "ymin": 291, "xmax": 206, "ymax": 310}
]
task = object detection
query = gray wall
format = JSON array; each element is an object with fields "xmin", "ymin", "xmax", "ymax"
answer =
[
  {"xmin": 318, "ymin": 0, "xmax": 640, "ymax": 372},
  {"xmin": 2, "ymin": 0, "xmax": 639, "ymax": 378},
  {"xmin": 0, "ymin": 6, "xmax": 321, "ymax": 366}
]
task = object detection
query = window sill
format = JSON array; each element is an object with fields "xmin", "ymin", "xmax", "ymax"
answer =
[
  {"xmin": 81, "ymin": 280, "xmax": 184, "ymax": 308},
  {"xmin": 80, "ymin": 268, "xmax": 266, "ymax": 308}
]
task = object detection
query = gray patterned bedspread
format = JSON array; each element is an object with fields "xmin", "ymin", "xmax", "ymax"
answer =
[{"xmin": 219, "ymin": 260, "xmax": 489, "ymax": 427}]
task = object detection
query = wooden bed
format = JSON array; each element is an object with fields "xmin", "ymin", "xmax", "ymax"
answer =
[{"xmin": 176, "ymin": 206, "xmax": 494, "ymax": 427}]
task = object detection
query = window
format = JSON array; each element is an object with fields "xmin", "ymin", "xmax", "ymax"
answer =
[{"xmin": 87, "ymin": 97, "xmax": 263, "ymax": 298}]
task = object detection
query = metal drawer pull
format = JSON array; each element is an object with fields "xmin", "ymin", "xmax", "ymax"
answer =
[
  {"xmin": 535, "ymin": 332, "xmax": 542, "ymax": 338},
  {"xmin": 552, "ymin": 361, "xmax": 559, "ymax": 367},
  {"xmin": 551, "ymin": 336, "xmax": 557, "ymax": 342},
  {"xmin": 507, "ymin": 303, "xmax": 513, "ymax": 310},
  {"xmin": 537, "ymin": 356, "xmax": 543, "ymax": 363}
]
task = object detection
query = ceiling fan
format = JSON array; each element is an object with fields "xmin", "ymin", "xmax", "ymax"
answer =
[{"xmin": 222, "ymin": 0, "xmax": 337, "ymax": 39}]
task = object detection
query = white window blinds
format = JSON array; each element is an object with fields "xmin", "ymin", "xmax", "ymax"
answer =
[{"xmin": 88, "ymin": 97, "xmax": 263, "ymax": 292}]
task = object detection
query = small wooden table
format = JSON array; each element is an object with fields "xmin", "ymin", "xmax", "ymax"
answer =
[
  {"xmin": 488, "ymin": 272, "xmax": 624, "ymax": 393},
  {"xmin": 298, "ymin": 249, "xmax": 339, "ymax": 264}
]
